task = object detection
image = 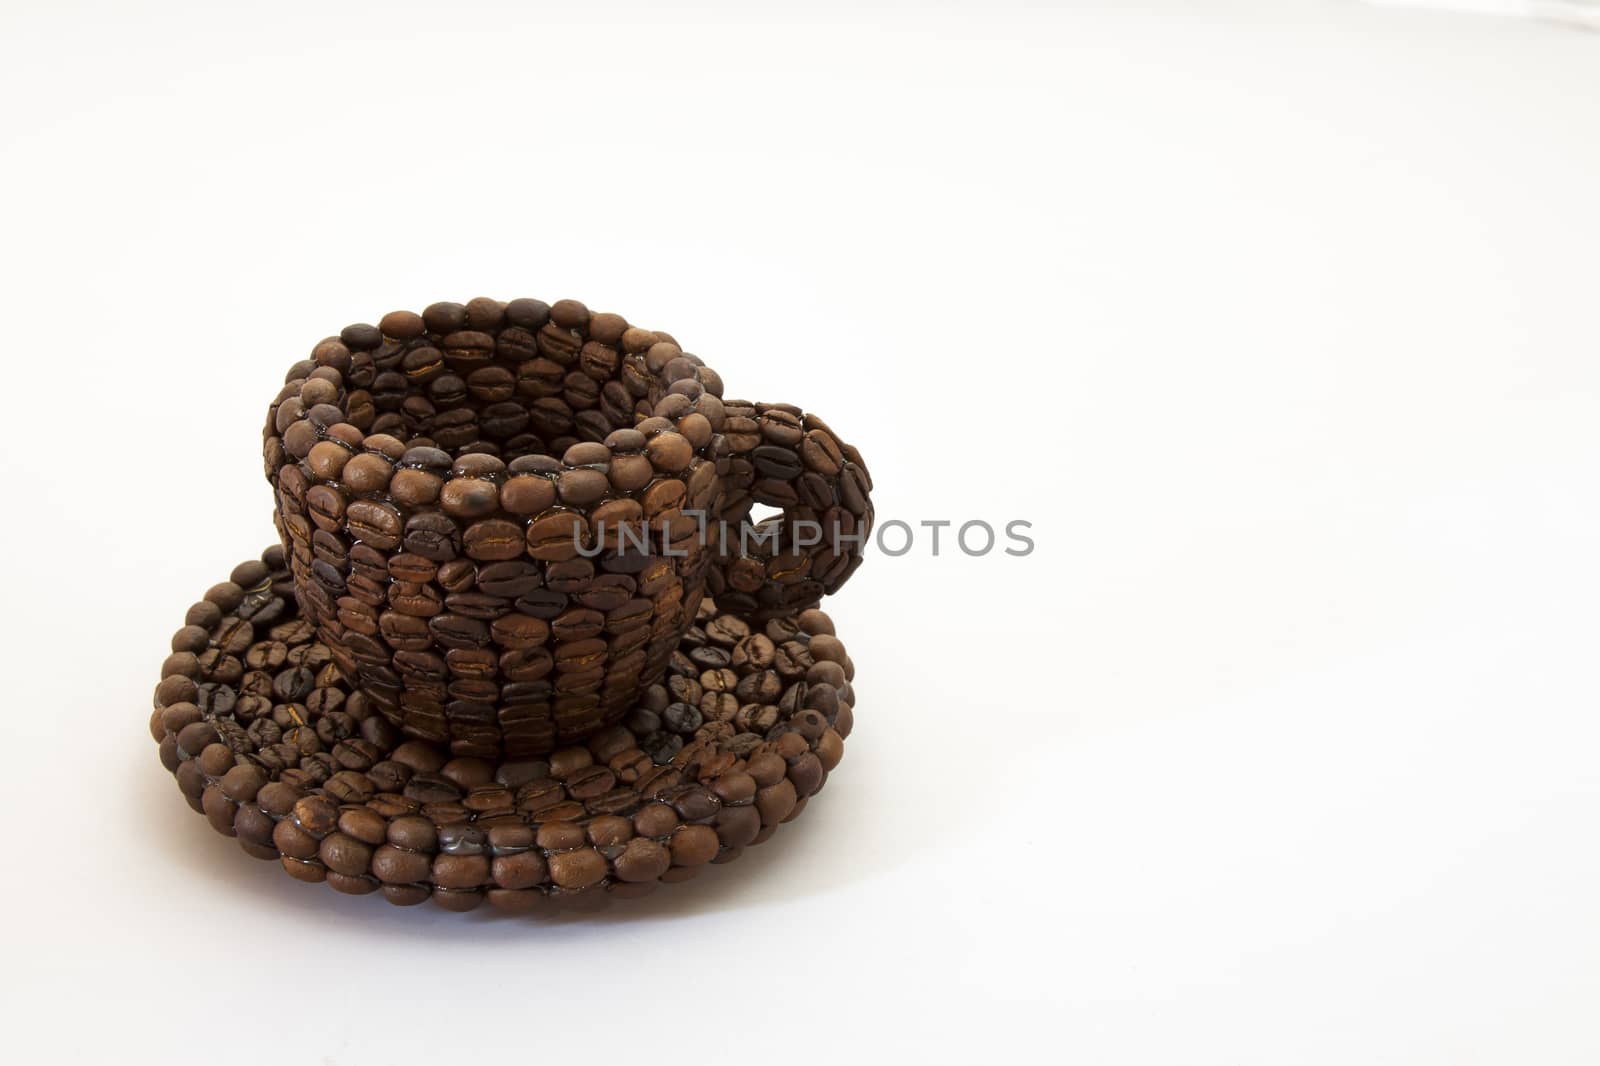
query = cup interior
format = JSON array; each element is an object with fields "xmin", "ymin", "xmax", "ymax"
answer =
[{"xmin": 304, "ymin": 304, "xmax": 721, "ymax": 466}]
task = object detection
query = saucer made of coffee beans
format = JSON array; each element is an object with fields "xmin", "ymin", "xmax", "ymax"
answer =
[{"xmin": 150, "ymin": 545, "xmax": 855, "ymax": 912}]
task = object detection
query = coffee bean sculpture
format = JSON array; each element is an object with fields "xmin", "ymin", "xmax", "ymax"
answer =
[{"xmin": 153, "ymin": 298, "xmax": 872, "ymax": 910}]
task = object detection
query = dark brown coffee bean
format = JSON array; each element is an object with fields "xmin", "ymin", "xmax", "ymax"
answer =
[
  {"xmin": 756, "ymin": 778, "xmax": 798, "ymax": 824},
  {"xmin": 547, "ymin": 298, "xmax": 588, "ymax": 329},
  {"xmin": 613, "ymin": 838, "xmax": 671, "ymax": 882},
  {"xmin": 548, "ymin": 847, "xmax": 607, "ymax": 889},
  {"xmin": 337, "ymin": 807, "xmax": 387, "ymax": 846},
  {"xmin": 462, "ymin": 519, "xmax": 524, "ymax": 561},
  {"xmin": 705, "ymin": 615, "xmax": 751, "ymax": 646},
  {"xmin": 432, "ymin": 853, "xmax": 489, "ymax": 889},
  {"xmin": 499, "ymin": 647, "xmax": 554, "ymax": 682},
  {"xmin": 503, "ymin": 297, "xmax": 549, "ymax": 329},
  {"xmin": 405, "ymin": 773, "xmax": 462, "ymax": 803},
  {"xmin": 439, "ymin": 478, "xmax": 500, "ymax": 518},
  {"xmin": 390, "ymin": 468, "xmax": 442, "ymax": 506},
  {"xmin": 557, "ymin": 468, "xmax": 610, "ymax": 507},
  {"xmin": 346, "ymin": 500, "xmax": 403, "ymax": 549},
  {"xmin": 340, "ymin": 323, "xmax": 382, "ymax": 350},
  {"xmin": 372, "ymin": 844, "xmax": 431, "ymax": 884},
  {"xmin": 306, "ymin": 440, "xmax": 351, "ymax": 482},
  {"xmin": 387, "ymin": 814, "xmax": 438, "ymax": 852},
  {"xmin": 379, "ymin": 309, "xmax": 425, "ymax": 339},
  {"xmin": 554, "ymin": 637, "xmax": 607, "ymax": 672},
  {"xmin": 526, "ymin": 512, "xmax": 586, "ymax": 561},
  {"xmin": 318, "ymin": 832, "xmax": 373, "ymax": 876},
  {"xmin": 646, "ymin": 431, "xmax": 694, "ymax": 473},
  {"xmin": 670, "ymin": 825, "xmax": 720, "ymax": 866},
  {"xmin": 632, "ymin": 802, "xmax": 678, "ymax": 838},
  {"xmin": 551, "ymin": 609, "xmax": 605, "ymax": 643},
  {"xmin": 291, "ymin": 795, "xmax": 339, "ymax": 838},
  {"xmin": 642, "ymin": 731, "xmax": 683, "ymax": 764},
  {"xmin": 787, "ymin": 752, "xmax": 825, "ymax": 795},
  {"xmin": 492, "ymin": 851, "xmax": 548, "ymax": 889},
  {"xmin": 437, "ymin": 824, "xmax": 487, "ymax": 855},
  {"xmin": 501, "ymin": 474, "xmax": 556, "ymax": 515},
  {"xmin": 662, "ymin": 703, "xmax": 703, "ymax": 735},
  {"xmin": 607, "ymin": 454, "xmax": 653, "ymax": 493},
  {"xmin": 403, "ymin": 512, "xmax": 461, "ymax": 561},
  {"xmin": 689, "ymin": 645, "xmax": 732, "ymax": 670},
  {"xmin": 489, "ymin": 614, "xmax": 549, "ymax": 649}
]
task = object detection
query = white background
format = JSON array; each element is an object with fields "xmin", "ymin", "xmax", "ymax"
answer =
[{"xmin": 2, "ymin": 1, "xmax": 1597, "ymax": 1063}]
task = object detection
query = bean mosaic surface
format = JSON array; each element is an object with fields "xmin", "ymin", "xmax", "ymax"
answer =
[
  {"xmin": 150, "ymin": 547, "xmax": 856, "ymax": 912},
  {"xmin": 263, "ymin": 297, "xmax": 873, "ymax": 759}
]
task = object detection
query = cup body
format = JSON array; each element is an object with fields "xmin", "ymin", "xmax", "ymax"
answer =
[{"xmin": 264, "ymin": 301, "xmax": 729, "ymax": 758}]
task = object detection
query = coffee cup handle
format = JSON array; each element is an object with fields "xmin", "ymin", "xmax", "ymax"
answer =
[{"xmin": 710, "ymin": 401, "xmax": 874, "ymax": 621}]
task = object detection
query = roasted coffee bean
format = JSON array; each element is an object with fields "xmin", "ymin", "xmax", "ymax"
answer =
[
  {"xmin": 689, "ymin": 645, "xmax": 732, "ymax": 670},
  {"xmin": 644, "ymin": 431, "xmax": 693, "ymax": 473},
  {"xmin": 662, "ymin": 703, "xmax": 703, "ymax": 735},
  {"xmin": 318, "ymin": 832, "xmax": 373, "ymax": 876},
  {"xmin": 324, "ymin": 770, "xmax": 375, "ymax": 804},
  {"xmin": 432, "ymin": 853, "xmax": 489, "ymax": 889},
  {"xmin": 641, "ymin": 731, "xmax": 683, "ymax": 764},
  {"xmin": 462, "ymin": 519, "xmax": 524, "ymax": 561},
  {"xmin": 488, "ymin": 614, "xmax": 549, "ymax": 649},
  {"xmin": 732, "ymin": 633, "xmax": 776, "ymax": 670},
  {"xmin": 808, "ymin": 633, "xmax": 847, "ymax": 664},
  {"xmin": 337, "ymin": 807, "xmax": 386, "ymax": 846},
  {"xmin": 734, "ymin": 703, "xmax": 780, "ymax": 734},
  {"xmin": 437, "ymin": 824, "xmax": 487, "ymax": 856},
  {"xmin": 670, "ymin": 825, "xmax": 720, "ymax": 866},
  {"xmin": 498, "ymin": 647, "xmax": 554, "ymax": 682},
  {"xmin": 666, "ymin": 675, "xmax": 701, "ymax": 704},
  {"xmin": 613, "ymin": 838, "xmax": 672, "ymax": 882},
  {"xmin": 787, "ymin": 752, "xmax": 825, "ymax": 795},
  {"xmin": 705, "ymin": 615, "xmax": 750, "ymax": 647},
  {"xmin": 345, "ymin": 500, "xmax": 403, "ymax": 549},
  {"xmin": 565, "ymin": 765, "xmax": 616, "ymax": 800},
  {"xmin": 390, "ymin": 468, "xmax": 442, "ymax": 506},
  {"xmin": 526, "ymin": 512, "xmax": 586, "ymax": 562},
  {"xmin": 476, "ymin": 561, "xmax": 541, "ymax": 598},
  {"xmin": 551, "ymin": 609, "xmax": 604, "ymax": 643},
  {"xmin": 557, "ymin": 468, "xmax": 610, "ymax": 507},
  {"xmin": 386, "ymin": 814, "xmax": 438, "ymax": 852},
  {"xmin": 545, "ymin": 558, "xmax": 596, "ymax": 594},
  {"xmin": 372, "ymin": 844, "xmax": 431, "ymax": 884},
  {"xmin": 340, "ymin": 323, "xmax": 382, "ymax": 350},
  {"xmin": 379, "ymin": 309, "xmax": 426, "ymax": 339},
  {"xmin": 701, "ymin": 692, "xmax": 739, "ymax": 722},
  {"xmin": 756, "ymin": 778, "xmax": 798, "ymax": 824},
  {"xmin": 496, "ymin": 759, "xmax": 551, "ymax": 788},
  {"xmin": 554, "ymin": 638, "xmax": 607, "ymax": 672},
  {"xmin": 547, "ymin": 848, "xmax": 607, "ymax": 889},
  {"xmin": 439, "ymin": 478, "xmax": 500, "ymax": 518},
  {"xmin": 778, "ymin": 681, "xmax": 808, "ymax": 716},
  {"xmin": 403, "ymin": 512, "xmax": 461, "ymax": 561},
  {"xmin": 500, "ymin": 474, "xmax": 556, "ymax": 515},
  {"xmin": 774, "ymin": 641, "xmax": 814, "ymax": 677},
  {"xmin": 766, "ymin": 615, "xmax": 803, "ymax": 643},
  {"xmin": 624, "ymin": 707, "xmax": 661, "ymax": 736},
  {"xmin": 807, "ymin": 659, "xmax": 847, "ymax": 689},
  {"xmin": 669, "ymin": 785, "xmax": 721, "ymax": 822},
  {"xmin": 405, "ymin": 772, "xmax": 461, "ymax": 803}
]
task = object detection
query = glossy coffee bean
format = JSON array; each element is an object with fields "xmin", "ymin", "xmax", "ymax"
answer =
[{"xmin": 548, "ymin": 848, "xmax": 607, "ymax": 889}]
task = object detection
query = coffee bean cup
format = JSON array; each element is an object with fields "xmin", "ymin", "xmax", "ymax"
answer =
[{"xmin": 264, "ymin": 298, "xmax": 873, "ymax": 759}]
